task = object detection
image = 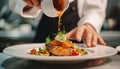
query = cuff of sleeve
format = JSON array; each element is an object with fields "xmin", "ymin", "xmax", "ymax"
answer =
[
  {"xmin": 78, "ymin": 13, "xmax": 105, "ymax": 33},
  {"xmin": 15, "ymin": 0, "xmax": 41, "ymax": 18}
]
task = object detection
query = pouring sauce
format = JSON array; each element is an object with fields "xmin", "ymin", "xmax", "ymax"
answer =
[{"xmin": 53, "ymin": 0, "xmax": 65, "ymax": 32}]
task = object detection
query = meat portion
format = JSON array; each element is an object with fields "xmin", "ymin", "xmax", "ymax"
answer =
[
  {"xmin": 45, "ymin": 40, "xmax": 88, "ymax": 56},
  {"xmin": 46, "ymin": 43, "xmax": 74, "ymax": 56},
  {"xmin": 50, "ymin": 40, "xmax": 76, "ymax": 48}
]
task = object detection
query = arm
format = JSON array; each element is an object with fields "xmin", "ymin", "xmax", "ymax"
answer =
[
  {"xmin": 9, "ymin": 0, "xmax": 41, "ymax": 18},
  {"xmin": 78, "ymin": 0, "xmax": 107, "ymax": 33}
]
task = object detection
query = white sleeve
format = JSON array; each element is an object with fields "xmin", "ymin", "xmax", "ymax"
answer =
[
  {"xmin": 9, "ymin": 0, "xmax": 41, "ymax": 18},
  {"xmin": 77, "ymin": 0, "xmax": 107, "ymax": 33}
]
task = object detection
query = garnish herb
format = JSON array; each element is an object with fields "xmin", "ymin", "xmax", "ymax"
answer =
[{"xmin": 45, "ymin": 36, "xmax": 51, "ymax": 43}]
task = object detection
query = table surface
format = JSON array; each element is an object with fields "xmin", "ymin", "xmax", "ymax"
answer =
[{"xmin": 0, "ymin": 53, "xmax": 120, "ymax": 69}]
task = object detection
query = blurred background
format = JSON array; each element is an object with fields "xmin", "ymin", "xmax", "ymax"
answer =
[{"xmin": 0, "ymin": 0, "xmax": 120, "ymax": 52}]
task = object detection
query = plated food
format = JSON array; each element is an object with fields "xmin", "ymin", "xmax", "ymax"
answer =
[
  {"xmin": 3, "ymin": 40, "xmax": 117, "ymax": 63},
  {"xmin": 28, "ymin": 32, "xmax": 88, "ymax": 56}
]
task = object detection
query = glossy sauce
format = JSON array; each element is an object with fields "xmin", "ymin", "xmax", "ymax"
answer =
[{"xmin": 53, "ymin": 0, "xmax": 64, "ymax": 32}]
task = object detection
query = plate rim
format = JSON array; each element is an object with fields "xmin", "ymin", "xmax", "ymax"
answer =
[{"xmin": 3, "ymin": 43, "xmax": 118, "ymax": 61}]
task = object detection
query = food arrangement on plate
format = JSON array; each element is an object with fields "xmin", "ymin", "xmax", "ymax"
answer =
[
  {"xmin": 28, "ymin": 32, "xmax": 88, "ymax": 56},
  {"xmin": 3, "ymin": 31, "xmax": 117, "ymax": 64}
]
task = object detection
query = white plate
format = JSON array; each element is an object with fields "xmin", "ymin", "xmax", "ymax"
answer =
[{"xmin": 3, "ymin": 43, "xmax": 117, "ymax": 64}]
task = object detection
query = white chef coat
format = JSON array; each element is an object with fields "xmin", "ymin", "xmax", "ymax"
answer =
[{"xmin": 9, "ymin": 0, "xmax": 107, "ymax": 33}]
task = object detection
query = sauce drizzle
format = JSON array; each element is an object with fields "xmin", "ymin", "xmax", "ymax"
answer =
[{"xmin": 53, "ymin": 0, "xmax": 65, "ymax": 32}]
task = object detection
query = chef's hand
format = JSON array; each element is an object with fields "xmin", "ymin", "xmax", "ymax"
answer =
[
  {"xmin": 24, "ymin": 0, "xmax": 41, "ymax": 9},
  {"xmin": 66, "ymin": 23, "xmax": 106, "ymax": 47}
]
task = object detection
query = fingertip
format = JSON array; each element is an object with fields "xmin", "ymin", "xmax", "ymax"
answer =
[
  {"xmin": 104, "ymin": 43, "xmax": 106, "ymax": 46},
  {"xmin": 92, "ymin": 44, "xmax": 96, "ymax": 47},
  {"xmin": 97, "ymin": 36, "xmax": 106, "ymax": 46},
  {"xmin": 76, "ymin": 35, "xmax": 82, "ymax": 42},
  {"xmin": 100, "ymin": 39, "xmax": 106, "ymax": 46},
  {"xmin": 92, "ymin": 42, "xmax": 97, "ymax": 47},
  {"xmin": 87, "ymin": 43, "xmax": 91, "ymax": 47},
  {"xmin": 102, "ymin": 42, "xmax": 106, "ymax": 46},
  {"xmin": 76, "ymin": 38, "xmax": 81, "ymax": 42}
]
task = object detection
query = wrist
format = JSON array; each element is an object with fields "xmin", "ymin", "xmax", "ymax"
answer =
[{"xmin": 83, "ymin": 23, "xmax": 97, "ymax": 32}]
